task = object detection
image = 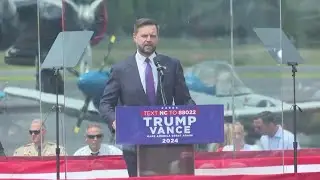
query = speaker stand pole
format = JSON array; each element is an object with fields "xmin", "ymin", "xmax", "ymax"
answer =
[
  {"xmin": 53, "ymin": 68, "xmax": 62, "ymax": 180},
  {"xmin": 287, "ymin": 62, "xmax": 302, "ymax": 174},
  {"xmin": 159, "ymin": 73, "xmax": 167, "ymax": 106}
]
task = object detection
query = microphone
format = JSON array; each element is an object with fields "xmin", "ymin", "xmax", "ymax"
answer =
[
  {"xmin": 154, "ymin": 56, "xmax": 168, "ymax": 105},
  {"xmin": 154, "ymin": 56, "xmax": 165, "ymax": 76}
]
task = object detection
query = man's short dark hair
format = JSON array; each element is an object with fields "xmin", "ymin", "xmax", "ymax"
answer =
[
  {"xmin": 254, "ymin": 111, "xmax": 276, "ymax": 124},
  {"xmin": 133, "ymin": 18, "xmax": 159, "ymax": 34}
]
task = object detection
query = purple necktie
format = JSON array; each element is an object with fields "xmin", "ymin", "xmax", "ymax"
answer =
[{"xmin": 145, "ymin": 58, "xmax": 156, "ymax": 104}]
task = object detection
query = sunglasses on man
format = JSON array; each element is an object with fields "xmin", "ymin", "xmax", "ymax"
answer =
[
  {"xmin": 87, "ymin": 134, "xmax": 103, "ymax": 139},
  {"xmin": 29, "ymin": 130, "xmax": 41, "ymax": 135}
]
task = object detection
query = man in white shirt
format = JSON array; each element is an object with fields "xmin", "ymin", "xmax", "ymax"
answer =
[
  {"xmin": 253, "ymin": 111, "xmax": 300, "ymax": 150},
  {"xmin": 74, "ymin": 124, "xmax": 122, "ymax": 156}
]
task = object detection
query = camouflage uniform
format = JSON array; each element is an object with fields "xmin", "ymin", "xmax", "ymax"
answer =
[{"xmin": 13, "ymin": 142, "xmax": 67, "ymax": 156}]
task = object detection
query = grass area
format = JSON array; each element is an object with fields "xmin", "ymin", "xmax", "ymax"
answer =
[
  {"xmin": 1, "ymin": 37, "xmax": 320, "ymax": 76},
  {"xmin": 90, "ymin": 38, "xmax": 270, "ymax": 67},
  {"xmin": 91, "ymin": 37, "xmax": 320, "ymax": 67},
  {"xmin": 2, "ymin": 71, "xmax": 320, "ymax": 82}
]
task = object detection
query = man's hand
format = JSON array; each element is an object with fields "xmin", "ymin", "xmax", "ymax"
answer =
[{"xmin": 112, "ymin": 120, "xmax": 116, "ymax": 130}]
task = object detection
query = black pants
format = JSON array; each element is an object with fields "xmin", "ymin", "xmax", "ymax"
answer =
[{"xmin": 122, "ymin": 150, "xmax": 137, "ymax": 177}]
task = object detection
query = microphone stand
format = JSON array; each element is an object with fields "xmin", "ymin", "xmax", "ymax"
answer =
[
  {"xmin": 287, "ymin": 62, "xmax": 302, "ymax": 173},
  {"xmin": 35, "ymin": 66, "xmax": 63, "ymax": 179},
  {"xmin": 155, "ymin": 63, "xmax": 167, "ymax": 105},
  {"xmin": 159, "ymin": 72, "xmax": 167, "ymax": 105},
  {"xmin": 53, "ymin": 68, "xmax": 62, "ymax": 180}
]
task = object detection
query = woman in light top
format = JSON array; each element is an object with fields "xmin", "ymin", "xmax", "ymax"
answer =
[{"xmin": 222, "ymin": 122, "xmax": 261, "ymax": 151}]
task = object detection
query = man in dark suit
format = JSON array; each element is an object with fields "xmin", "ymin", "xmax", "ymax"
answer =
[{"xmin": 99, "ymin": 18, "xmax": 195, "ymax": 177}]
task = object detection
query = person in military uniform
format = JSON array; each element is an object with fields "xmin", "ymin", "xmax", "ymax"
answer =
[{"xmin": 13, "ymin": 119, "xmax": 67, "ymax": 156}]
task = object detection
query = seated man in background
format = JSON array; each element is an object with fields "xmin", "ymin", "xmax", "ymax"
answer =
[
  {"xmin": 13, "ymin": 119, "xmax": 67, "ymax": 156},
  {"xmin": 74, "ymin": 124, "xmax": 122, "ymax": 156},
  {"xmin": 222, "ymin": 122, "xmax": 261, "ymax": 151},
  {"xmin": 253, "ymin": 111, "xmax": 300, "ymax": 150}
]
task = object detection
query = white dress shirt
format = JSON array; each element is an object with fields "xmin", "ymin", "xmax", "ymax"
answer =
[
  {"xmin": 135, "ymin": 51, "xmax": 158, "ymax": 93},
  {"xmin": 260, "ymin": 125, "xmax": 300, "ymax": 150},
  {"xmin": 222, "ymin": 144, "xmax": 261, "ymax": 151},
  {"xmin": 73, "ymin": 144, "xmax": 123, "ymax": 156}
]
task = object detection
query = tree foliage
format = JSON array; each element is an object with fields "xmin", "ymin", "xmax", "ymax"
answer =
[{"xmin": 105, "ymin": 0, "xmax": 320, "ymax": 47}]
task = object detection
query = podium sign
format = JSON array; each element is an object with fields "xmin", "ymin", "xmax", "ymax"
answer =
[{"xmin": 116, "ymin": 104, "xmax": 224, "ymax": 145}]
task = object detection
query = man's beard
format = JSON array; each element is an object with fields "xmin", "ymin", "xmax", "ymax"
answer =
[{"xmin": 138, "ymin": 44, "xmax": 156, "ymax": 56}]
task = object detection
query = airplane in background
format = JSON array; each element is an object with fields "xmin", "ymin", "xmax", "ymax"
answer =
[
  {"xmin": 184, "ymin": 60, "xmax": 320, "ymax": 135},
  {"xmin": 3, "ymin": 37, "xmax": 320, "ymax": 138},
  {"xmin": 2, "ymin": 33, "xmax": 116, "ymax": 135}
]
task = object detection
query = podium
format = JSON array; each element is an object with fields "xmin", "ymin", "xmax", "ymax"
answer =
[{"xmin": 116, "ymin": 104, "xmax": 224, "ymax": 176}]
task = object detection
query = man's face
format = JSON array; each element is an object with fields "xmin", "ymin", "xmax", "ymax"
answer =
[
  {"xmin": 133, "ymin": 25, "xmax": 159, "ymax": 56},
  {"xmin": 85, "ymin": 127, "xmax": 103, "ymax": 150},
  {"xmin": 253, "ymin": 118, "xmax": 269, "ymax": 135},
  {"xmin": 29, "ymin": 122, "xmax": 45, "ymax": 144}
]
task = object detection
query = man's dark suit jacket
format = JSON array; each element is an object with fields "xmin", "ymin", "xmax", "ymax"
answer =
[{"xmin": 99, "ymin": 53, "xmax": 195, "ymax": 150}]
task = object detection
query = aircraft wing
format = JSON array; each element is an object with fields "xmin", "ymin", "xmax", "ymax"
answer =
[
  {"xmin": 190, "ymin": 91, "xmax": 320, "ymax": 119},
  {"xmin": 3, "ymin": 86, "xmax": 98, "ymax": 113},
  {"xmin": 229, "ymin": 100, "xmax": 320, "ymax": 118},
  {"xmin": 5, "ymin": 86, "xmax": 320, "ymax": 121}
]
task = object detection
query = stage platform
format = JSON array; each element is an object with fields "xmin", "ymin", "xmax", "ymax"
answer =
[{"xmin": 0, "ymin": 149, "xmax": 319, "ymax": 179}]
